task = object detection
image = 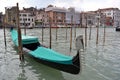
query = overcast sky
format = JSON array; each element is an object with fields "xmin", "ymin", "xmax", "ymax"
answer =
[{"xmin": 0, "ymin": 0, "xmax": 120, "ymax": 13}]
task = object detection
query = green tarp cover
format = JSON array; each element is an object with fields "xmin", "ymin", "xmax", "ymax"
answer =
[
  {"xmin": 11, "ymin": 29, "xmax": 39, "ymax": 46},
  {"xmin": 11, "ymin": 29, "xmax": 73, "ymax": 64},
  {"xmin": 30, "ymin": 47, "xmax": 73, "ymax": 64}
]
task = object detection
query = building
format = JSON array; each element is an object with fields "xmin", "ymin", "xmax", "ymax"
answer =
[
  {"xmin": 19, "ymin": 10, "xmax": 35, "ymax": 28},
  {"xmin": 45, "ymin": 5, "xmax": 80, "ymax": 27},
  {"xmin": 5, "ymin": 6, "xmax": 18, "ymax": 25},
  {"xmin": 66, "ymin": 8, "xmax": 80, "ymax": 26},
  {"xmin": 35, "ymin": 8, "xmax": 49, "ymax": 27},
  {"xmin": 45, "ymin": 5, "xmax": 66, "ymax": 27},
  {"xmin": 0, "ymin": 12, "xmax": 3, "ymax": 28},
  {"xmin": 98, "ymin": 8, "xmax": 120, "ymax": 27},
  {"xmin": 80, "ymin": 11, "xmax": 97, "ymax": 27},
  {"xmin": 113, "ymin": 9, "xmax": 120, "ymax": 27},
  {"xmin": 23, "ymin": 7, "xmax": 37, "ymax": 16},
  {"xmin": 81, "ymin": 8, "xmax": 120, "ymax": 27}
]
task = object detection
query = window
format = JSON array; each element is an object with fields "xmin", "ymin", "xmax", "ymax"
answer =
[
  {"xmin": 23, "ymin": 18, "xmax": 27, "ymax": 21},
  {"xmin": 32, "ymin": 19, "xmax": 33, "ymax": 22},
  {"xmin": 107, "ymin": 13, "xmax": 111, "ymax": 15},
  {"xmin": 19, "ymin": 18, "xmax": 22, "ymax": 21},
  {"xmin": 28, "ymin": 18, "xmax": 30, "ymax": 21},
  {"xmin": 23, "ymin": 14, "xmax": 27, "ymax": 17}
]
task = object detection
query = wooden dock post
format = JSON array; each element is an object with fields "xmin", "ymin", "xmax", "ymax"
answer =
[
  {"xmin": 17, "ymin": 3, "xmax": 24, "ymax": 61},
  {"xmin": 89, "ymin": 24, "xmax": 92, "ymax": 40},
  {"xmin": 65, "ymin": 22, "xmax": 68, "ymax": 40},
  {"xmin": 70, "ymin": 15, "xmax": 73, "ymax": 51},
  {"xmin": 3, "ymin": 8, "xmax": 7, "ymax": 49},
  {"xmin": 96, "ymin": 18, "xmax": 99, "ymax": 45},
  {"xmin": 85, "ymin": 15, "xmax": 87, "ymax": 47},
  {"xmin": 74, "ymin": 21, "xmax": 76, "ymax": 39},
  {"xmin": 24, "ymin": 20, "xmax": 26, "ymax": 35},
  {"xmin": 55, "ymin": 22, "xmax": 58, "ymax": 41},
  {"xmin": 49, "ymin": 17, "xmax": 52, "ymax": 49},
  {"xmin": 103, "ymin": 25, "xmax": 106, "ymax": 45},
  {"xmin": 42, "ymin": 20, "xmax": 44, "ymax": 43}
]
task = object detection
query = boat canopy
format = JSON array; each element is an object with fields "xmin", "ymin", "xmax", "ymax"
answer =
[
  {"xmin": 29, "ymin": 47, "xmax": 73, "ymax": 64},
  {"xmin": 11, "ymin": 29, "xmax": 39, "ymax": 46}
]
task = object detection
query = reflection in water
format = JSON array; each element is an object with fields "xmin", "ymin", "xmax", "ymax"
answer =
[
  {"xmin": 17, "ymin": 62, "xmax": 27, "ymax": 80},
  {"xmin": 24, "ymin": 53, "xmax": 65, "ymax": 80}
]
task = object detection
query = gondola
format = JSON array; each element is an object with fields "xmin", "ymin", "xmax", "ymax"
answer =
[
  {"xmin": 116, "ymin": 26, "xmax": 120, "ymax": 31},
  {"xmin": 10, "ymin": 28, "xmax": 82, "ymax": 74}
]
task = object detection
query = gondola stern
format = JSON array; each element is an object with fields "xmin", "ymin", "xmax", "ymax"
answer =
[{"xmin": 72, "ymin": 51, "xmax": 81, "ymax": 74}]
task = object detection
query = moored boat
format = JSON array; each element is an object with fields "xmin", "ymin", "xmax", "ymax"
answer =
[
  {"xmin": 116, "ymin": 26, "xmax": 120, "ymax": 31},
  {"xmin": 10, "ymin": 28, "xmax": 82, "ymax": 74}
]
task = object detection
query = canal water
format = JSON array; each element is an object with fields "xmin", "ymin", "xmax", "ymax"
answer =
[{"xmin": 0, "ymin": 28, "xmax": 120, "ymax": 80}]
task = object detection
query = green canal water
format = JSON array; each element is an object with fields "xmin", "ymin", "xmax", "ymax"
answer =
[{"xmin": 0, "ymin": 28, "xmax": 120, "ymax": 80}]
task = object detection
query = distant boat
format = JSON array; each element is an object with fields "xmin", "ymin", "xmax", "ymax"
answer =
[
  {"xmin": 10, "ymin": 28, "xmax": 82, "ymax": 74},
  {"xmin": 116, "ymin": 26, "xmax": 120, "ymax": 31}
]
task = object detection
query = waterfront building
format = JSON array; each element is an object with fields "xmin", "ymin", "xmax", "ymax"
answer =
[
  {"xmin": 19, "ymin": 10, "xmax": 35, "ymax": 28},
  {"xmin": 113, "ymin": 9, "xmax": 120, "ymax": 27},
  {"xmin": 66, "ymin": 7, "xmax": 80, "ymax": 26},
  {"xmin": 80, "ymin": 11, "xmax": 97, "ymax": 27},
  {"xmin": 5, "ymin": 6, "xmax": 18, "ymax": 26},
  {"xmin": 98, "ymin": 8, "xmax": 120, "ymax": 27},
  {"xmin": 45, "ymin": 5, "xmax": 66, "ymax": 27},
  {"xmin": 0, "ymin": 12, "xmax": 3, "ymax": 28},
  {"xmin": 45, "ymin": 5, "xmax": 80, "ymax": 27},
  {"xmin": 35, "ymin": 8, "xmax": 49, "ymax": 27}
]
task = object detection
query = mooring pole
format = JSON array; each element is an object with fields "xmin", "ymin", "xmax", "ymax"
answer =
[
  {"xmin": 55, "ymin": 22, "xmax": 58, "ymax": 41},
  {"xmin": 103, "ymin": 25, "xmax": 106, "ymax": 45},
  {"xmin": 96, "ymin": 18, "xmax": 99, "ymax": 45},
  {"xmin": 17, "ymin": 3, "xmax": 24, "ymax": 61},
  {"xmin": 65, "ymin": 22, "xmax": 67, "ymax": 40},
  {"xmin": 49, "ymin": 17, "xmax": 52, "ymax": 49},
  {"xmin": 74, "ymin": 21, "xmax": 76, "ymax": 39},
  {"xmin": 3, "ymin": 8, "xmax": 7, "ymax": 49},
  {"xmin": 42, "ymin": 19, "xmax": 44, "ymax": 43},
  {"xmin": 24, "ymin": 20, "xmax": 26, "ymax": 35},
  {"xmin": 89, "ymin": 24, "xmax": 92, "ymax": 40},
  {"xmin": 70, "ymin": 15, "xmax": 73, "ymax": 51},
  {"xmin": 85, "ymin": 15, "xmax": 87, "ymax": 47}
]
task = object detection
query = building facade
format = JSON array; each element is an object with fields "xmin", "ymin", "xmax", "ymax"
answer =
[
  {"xmin": 113, "ymin": 9, "xmax": 120, "ymax": 27},
  {"xmin": 45, "ymin": 5, "xmax": 80, "ymax": 27},
  {"xmin": 0, "ymin": 12, "xmax": 3, "ymax": 28},
  {"xmin": 5, "ymin": 6, "xmax": 18, "ymax": 25},
  {"xmin": 19, "ymin": 10, "xmax": 35, "ymax": 28},
  {"xmin": 45, "ymin": 5, "xmax": 66, "ymax": 27},
  {"xmin": 66, "ymin": 8, "xmax": 80, "ymax": 25},
  {"xmin": 98, "ymin": 8, "xmax": 120, "ymax": 27}
]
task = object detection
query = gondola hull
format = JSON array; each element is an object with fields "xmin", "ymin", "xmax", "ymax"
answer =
[
  {"xmin": 25, "ymin": 47, "xmax": 80, "ymax": 74},
  {"xmin": 116, "ymin": 27, "xmax": 120, "ymax": 31},
  {"xmin": 10, "ymin": 29, "xmax": 80, "ymax": 74}
]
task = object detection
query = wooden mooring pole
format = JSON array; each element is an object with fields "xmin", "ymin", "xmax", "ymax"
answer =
[
  {"xmin": 89, "ymin": 24, "xmax": 92, "ymax": 40},
  {"xmin": 85, "ymin": 15, "xmax": 87, "ymax": 47},
  {"xmin": 70, "ymin": 16, "xmax": 73, "ymax": 51},
  {"xmin": 55, "ymin": 22, "xmax": 58, "ymax": 41},
  {"xmin": 65, "ymin": 23, "xmax": 68, "ymax": 40},
  {"xmin": 103, "ymin": 25, "xmax": 106, "ymax": 45},
  {"xmin": 3, "ymin": 8, "xmax": 7, "ymax": 49},
  {"xmin": 24, "ymin": 20, "xmax": 26, "ymax": 35},
  {"xmin": 49, "ymin": 17, "xmax": 52, "ymax": 49},
  {"xmin": 42, "ymin": 21, "xmax": 44, "ymax": 43},
  {"xmin": 17, "ymin": 3, "xmax": 24, "ymax": 61},
  {"xmin": 74, "ymin": 22, "xmax": 76, "ymax": 39},
  {"xmin": 96, "ymin": 18, "xmax": 99, "ymax": 45}
]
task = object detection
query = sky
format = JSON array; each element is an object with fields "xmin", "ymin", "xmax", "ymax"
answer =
[{"xmin": 0, "ymin": 0, "xmax": 120, "ymax": 13}]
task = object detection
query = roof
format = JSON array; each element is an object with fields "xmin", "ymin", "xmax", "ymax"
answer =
[
  {"xmin": 98, "ymin": 8, "xmax": 119, "ymax": 11},
  {"xmin": 45, "ymin": 7, "xmax": 67, "ymax": 12}
]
